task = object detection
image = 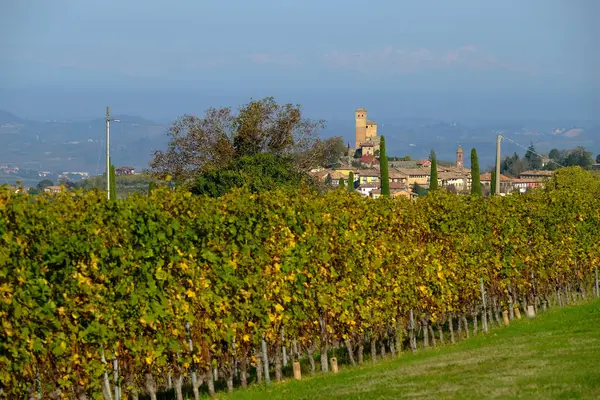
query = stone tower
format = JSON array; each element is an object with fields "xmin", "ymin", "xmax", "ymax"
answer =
[
  {"xmin": 355, "ymin": 108, "xmax": 367, "ymax": 148},
  {"xmin": 456, "ymin": 145, "xmax": 464, "ymax": 169}
]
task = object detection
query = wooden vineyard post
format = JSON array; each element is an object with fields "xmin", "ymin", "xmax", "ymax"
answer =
[
  {"xmin": 113, "ymin": 357, "xmax": 121, "ymax": 400},
  {"xmin": 409, "ymin": 310, "xmax": 417, "ymax": 353},
  {"xmin": 282, "ymin": 329, "xmax": 288, "ymax": 368},
  {"xmin": 507, "ymin": 282, "xmax": 515, "ymax": 320},
  {"xmin": 330, "ymin": 357, "xmax": 339, "ymax": 373},
  {"xmin": 101, "ymin": 349, "xmax": 113, "ymax": 400},
  {"xmin": 480, "ymin": 278, "xmax": 488, "ymax": 334},
  {"xmin": 293, "ymin": 361, "xmax": 302, "ymax": 380},
  {"xmin": 502, "ymin": 310, "xmax": 509, "ymax": 326},
  {"xmin": 514, "ymin": 305, "xmax": 522, "ymax": 319},
  {"xmin": 596, "ymin": 267, "xmax": 600, "ymax": 297},
  {"xmin": 526, "ymin": 305, "xmax": 536, "ymax": 318},
  {"xmin": 261, "ymin": 338, "xmax": 271, "ymax": 384}
]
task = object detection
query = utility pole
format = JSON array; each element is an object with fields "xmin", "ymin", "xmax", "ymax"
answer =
[
  {"xmin": 106, "ymin": 106, "xmax": 111, "ymax": 200},
  {"xmin": 495, "ymin": 134, "xmax": 502, "ymax": 196}
]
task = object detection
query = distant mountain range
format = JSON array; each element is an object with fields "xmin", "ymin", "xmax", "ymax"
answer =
[
  {"xmin": 1, "ymin": 109, "xmax": 598, "ymax": 175},
  {"xmin": 325, "ymin": 118, "xmax": 599, "ymax": 169},
  {"xmin": 0, "ymin": 110, "xmax": 169, "ymax": 174}
]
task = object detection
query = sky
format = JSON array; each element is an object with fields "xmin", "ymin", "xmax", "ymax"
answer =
[{"xmin": 1, "ymin": 0, "xmax": 599, "ymax": 121}]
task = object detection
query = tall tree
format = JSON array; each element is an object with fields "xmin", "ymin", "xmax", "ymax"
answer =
[
  {"xmin": 490, "ymin": 170, "xmax": 497, "ymax": 196},
  {"xmin": 428, "ymin": 149, "xmax": 436, "ymax": 161},
  {"xmin": 525, "ymin": 143, "xmax": 543, "ymax": 170},
  {"xmin": 470, "ymin": 148, "xmax": 481, "ymax": 196},
  {"xmin": 412, "ymin": 183, "xmax": 428, "ymax": 197},
  {"xmin": 380, "ymin": 136, "xmax": 390, "ymax": 196},
  {"xmin": 596, "ymin": 154, "xmax": 600, "ymax": 164},
  {"xmin": 37, "ymin": 179, "xmax": 54, "ymax": 190},
  {"xmin": 549, "ymin": 148, "xmax": 561, "ymax": 161},
  {"xmin": 150, "ymin": 97, "xmax": 325, "ymax": 182},
  {"xmin": 109, "ymin": 161, "xmax": 117, "ymax": 201},
  {"xmin": 339, "ymin": 176, "xmax": 345, "ymax": 190},
  {"xmin": 347, "ymin": 171, "xmax": 355, "ymax": 192},
  {"xmin": 307, "ymin": 136, "xmax": 347, "ymax": 169},
  {"xmin": 564, "ymin": 146, "xmax": 593, "ymax": 168},
  {"xmin": 545, "ymin": 149, "xmax": 564, "ymax": 171},
  {"xmin": 429, "ymin": 151, "xmax": 438, "ymax": 192}
]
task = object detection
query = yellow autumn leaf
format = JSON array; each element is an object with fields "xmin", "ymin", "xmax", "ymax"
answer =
[
  {"xmin": 274, "ymin": 303, "xmax": 284, "ymax": 312},
  {"xmin": 242, "ymin": 334, "xmax": 250, "ymax": 343},
  {"xmin": 145, "ymin": 356, "xmax": 153, "ymax": 365}
]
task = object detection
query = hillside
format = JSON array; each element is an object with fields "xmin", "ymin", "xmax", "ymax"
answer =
[
  {"xmin": 1, "ymin": 109, "xmax": 599, "ymax": 175},
  {"xmin": 324, "ymin": 118, "xmax": 599, "ymax": 169},
  {"xmin": 0, "ymin": 110, "xmax": 169, "ymax": 173}
]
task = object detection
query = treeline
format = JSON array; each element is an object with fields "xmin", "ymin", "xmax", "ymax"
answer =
[
  {"xmin": 1, "ymin": 167, "xmax": 599, "ymax": 398},
  {"xmin": 501, "ymin": 144, "xmax": 596, "ymax": 176}
]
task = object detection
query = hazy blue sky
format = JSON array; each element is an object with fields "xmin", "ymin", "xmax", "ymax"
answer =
[{"xmin": 1, "ymin": 0, "xmax": 599, "ymax": 120}]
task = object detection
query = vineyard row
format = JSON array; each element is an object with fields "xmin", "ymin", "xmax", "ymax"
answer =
[{"xmin": 1, "ymin": 167, "xmax": 599, "ymax": 399}]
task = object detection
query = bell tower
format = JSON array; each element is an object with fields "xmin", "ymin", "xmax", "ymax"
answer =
[
  {"xmin": 456, "ymin": 145, "xmax": 464, "ymax": 169},
  {"xmin": 355, "ymin": 108, "xmax": 367, "ymax": 148}
]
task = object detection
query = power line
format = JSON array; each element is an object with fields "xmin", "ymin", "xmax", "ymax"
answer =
[{"xmin": 500, "ymin": 135, "xmax": 565, "ymax": 169}]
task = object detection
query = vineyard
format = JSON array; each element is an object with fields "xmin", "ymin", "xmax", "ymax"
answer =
[{"xmin": 1, "ymin": 167, "xmax": 599, "ymax": 399}]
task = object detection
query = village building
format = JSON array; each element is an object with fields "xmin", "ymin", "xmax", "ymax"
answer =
[
  {"xmin": 480, "ymin": 173, "xmax": 514, "ymax": 194},
  {"xmin": 116, "ymin": 166, "xmax": 136, "ymax": 175},
  {"xmin": 512, "ymin": 178, "xmax": 544, "ymax": 193},
  {"xmin": 519, "ymin": 170, "xmax": 553, "ymax": 180},
  {"xmin": 44, "ymin": 185, "xmax": 64, "ymax": 194},
  {"xmin": 388, "ymin": 169, "xmax": 408, "ymax": 184},
  {"xmin": 436, "ymin": 172, "xmax": 468, "ymax": 192},
  {"xmin": 396, "ymin": 168, "xmax": 429, "ymax": 186}
]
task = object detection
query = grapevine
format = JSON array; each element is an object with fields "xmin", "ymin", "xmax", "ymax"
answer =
[{"xmin": 0, "ymin": 167, "xmax": 599, "ymax": 398}]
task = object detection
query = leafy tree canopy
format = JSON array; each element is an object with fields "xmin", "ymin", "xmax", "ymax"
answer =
[
  {"xmin": 37, "ymin": 179, "xmax": 53, "ymax": 189},
  {"xmin": 544, "ymin": 147, "xmax": 594, "ymax": 170},
  {"xmin": 412, "ymin": 183, "xmax": 428, "ymax": 197},
  {"xmin": 190, "ymin": 153, "xmax": 316, "ymax": 197},
  {"xmin": 524, "ymin": 143, "xmax": 543, "ymax": 170},
  {"xmin": 150, "ymin": 97, "xmax": 330, "ymax": 182}
]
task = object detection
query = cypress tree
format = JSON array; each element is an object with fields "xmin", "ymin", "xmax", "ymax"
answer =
[
  {"xmin": 470, "ymin": 148, "xmax": 482, "ymax": 196},
  {"xmin": 490, "ymin": 170, "xmax": 497, "ymax": 196},
  {"xmin": 429, "ymin": 151, "xmax": 438, "ymax": 192},
  {"xmin": 339, "ymin": 176, "xmax": 345, "ymax": 189},
  {"xmin": 380, "ymin": 136, "xmax": 390, "ymax": 196},
  {"xmin": 348, "ymin": 171, "xmax": 355, "ymax": 192},
  {"xmin": 109, "ymin": 161, "xmax": 117, "ymax": 201}
]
